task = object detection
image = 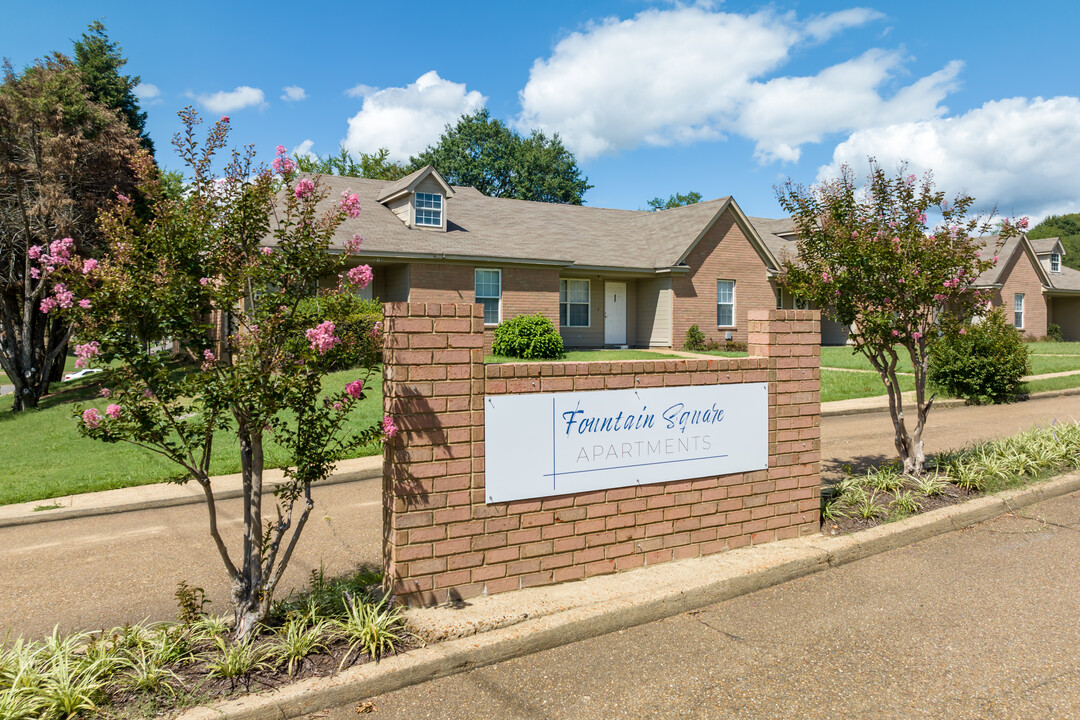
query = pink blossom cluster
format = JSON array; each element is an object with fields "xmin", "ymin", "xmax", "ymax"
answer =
[
  {"xmin": 340, "ymin": 190, "xmax": 361, "ymax": 218},
  {"xmin": 82, "ymin": 258, "xmax": 98, "ymax": 275},
  {"xmin": 821, "ymin": 271, "xmax": 832, "ymax": 283},
  {"xmin": 346, "ymin": 264, "xmax": 373, "ymax": 289},
  {"xmin": 261, "ymin": 247, "xmax": 274, "ymax": 256},
  {"xmin": 294, "ymin": 178, "xmax": 315, "ymax": 199},
  {"xmin": 381, "ymin": 415, "xmax": 398, "ymax": 438},
  {"xmin": 369, "ymin": 321, "xmax": 383, "ymax": 338},
  {"xmin": 106, "ymin": 404, "xmax": 122, "ymax": 419},
  {"xmin": 305, "ymin": 321, "xmax": 340, "ymax": 354},
  {"xmin": 345, "ymin": 379, "xmax": 364, "ymax": 399},
  {"xmin": 345, "ymin": 234, "xmax": 363, "ymax": 253},
  {"xmin": 943, "ymin": 277, "xmax": 962, "ymax": 289},
  {"xmin": 82, "ymin": 408, "xmax": 101, "ymax": 429},
  {"xmin": 272, "ymin": 145, "xmax": 297, "ymax": 175},
  {"xmin": 74, "ymin": 341, "xmax": 100, "ymax": 368},
  {"xmin": 202, "ymin": 349, "xmax": 216, "ymax": 369}
]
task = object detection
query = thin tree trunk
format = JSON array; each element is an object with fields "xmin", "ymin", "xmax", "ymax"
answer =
[{"xmin": 233, "ymin": 425, "xmax": 266, "ymax": 639}]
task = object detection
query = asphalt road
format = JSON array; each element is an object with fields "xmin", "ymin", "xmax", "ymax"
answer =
[
  {"xmin": 309, "ymin": 488, "xmax": 1080, "ymax": 720},
  {"xmin": 1, "ymin": 394, "xmax": 1078, "ymax": 637}
]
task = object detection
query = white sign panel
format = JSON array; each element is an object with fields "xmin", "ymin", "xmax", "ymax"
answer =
[{"xmin": 484, "ymin": 383, "xmax": 768, "ymax": 503}]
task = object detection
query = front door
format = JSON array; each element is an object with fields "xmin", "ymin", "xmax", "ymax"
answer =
[{"xmin": 604, "ymin": 281, "xmax": 627, "ymax": 345}]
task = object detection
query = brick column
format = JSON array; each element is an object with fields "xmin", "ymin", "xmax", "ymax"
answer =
[
  {"xmin": 382, "ymin": 303, "xmax": 485, "ymax": 606},
  {"xmin": 747, "ymin": 309, "xmax": 821, "ymax": 539}
]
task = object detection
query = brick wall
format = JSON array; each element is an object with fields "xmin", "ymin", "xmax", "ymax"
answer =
[
  {"xmin": 382, "ymin": 304, "xmax": 821, "ymax": 607},
  {"xmin": 993, "ymin": 247, "xmax": 1049, "ymax": 338},
  {"xmin": 671, "ymin": 210, "xmax": 777, "ymax": 347}
]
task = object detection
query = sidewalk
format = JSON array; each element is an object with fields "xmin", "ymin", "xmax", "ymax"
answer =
[
  {"xmin": 181, "ymin": 472, "xmax": 1080, "ymax": 720},
  {"xmin": 0, "ymin": 455, "xmax": 382, "ymax": 529}
]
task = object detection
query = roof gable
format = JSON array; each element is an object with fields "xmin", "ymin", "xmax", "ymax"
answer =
[{"xmin": 376, "ymin": 165, "xmax": 455, "ymax": 204}]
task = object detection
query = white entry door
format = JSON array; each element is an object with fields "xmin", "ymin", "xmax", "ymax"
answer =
[{"xmin": 604, "ymin": 281, "xmax": 627, "ymax": 345}]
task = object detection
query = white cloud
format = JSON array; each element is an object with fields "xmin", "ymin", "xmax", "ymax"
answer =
[
  {"xmin": 818, "ymin": 96, "xmax": 1080, "ymax": 222},
  {"xmin": 281, "ymin": 85, "xmax": 307, "ymax": 102},
  {"xmin": 345, "ymin": 84, "xmax": 377, "ymax": 99},
  {"xmin": 516, "ymin": 5, "xmax": 956, "ymax": 162},
  {"xmin": 135, "ymin": 82, "xmax": 160, "ymax": 104},
  {"xmin": 292, "ymin": 139, "xmax": 316, "ymax": 159},
  {"xmin": 343, "ymin": 71, "xmax": 486, "ymax": 161},
  {"xmin": 194, "ymin": 86, "xmax": 267, "ymax": 113}
]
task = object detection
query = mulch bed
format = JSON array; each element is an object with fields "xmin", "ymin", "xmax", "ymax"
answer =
[{"xmin": 820, "ymin": 482, "xmax": 982, "ymax": 536}]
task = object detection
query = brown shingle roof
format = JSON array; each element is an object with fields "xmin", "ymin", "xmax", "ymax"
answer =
[
  {"xmin": 294, "ymin": 173, "xmax": 754, "ymax": 272},
  {"xmin": 1030, "ymin": 237, "xmax": 1063, "ymax": 256}
]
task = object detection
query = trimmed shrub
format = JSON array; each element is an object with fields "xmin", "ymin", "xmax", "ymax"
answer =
[
  {"xmin": 293, "ymin": 293, "xmax": 383, "ymax": 370},
  {"xmin": 683, "ymin": 324, "xmax": 707, "ymax": 351},
  {"xmin": 492, "ymin": 314, "xmax": 564, "ymax": 359},
  {"xmin": 929, "ymin": 308, "xmax": 1031, "ymax": 404}
]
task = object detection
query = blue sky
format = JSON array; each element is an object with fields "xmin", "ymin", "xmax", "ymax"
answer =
[{"xmin": 4, "ymin": 1, "xmax": 1080, "ymax": 221}]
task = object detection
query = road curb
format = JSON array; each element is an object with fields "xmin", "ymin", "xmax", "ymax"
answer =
[
  {"xmin": 821, "ymin": 386, "xmax": 1080, "ymax": 418},
  {"xmin": 0, "ymin": 464, "xmax": 381, "ymax": 530},
  {"xmin": 176, "ymin": 471, "xmax": 1080, "ymax": 720}
]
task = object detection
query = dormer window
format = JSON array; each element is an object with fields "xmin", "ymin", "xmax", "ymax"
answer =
[
  {"xmin": 1051, "ymin": 252, "xmax": 1061, "ymax": 273},
  {"xmin": 415, "ymin": 192, "xmax": 443, "ymax": 227}
]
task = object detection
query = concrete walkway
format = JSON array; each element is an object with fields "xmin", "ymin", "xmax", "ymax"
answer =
[{"xmin": 306, "ymin": 487, "xmax": 1080, "ymax": 720}]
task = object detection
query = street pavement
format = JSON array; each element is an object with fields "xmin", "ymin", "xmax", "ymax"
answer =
[
  {"xmin": 308, "ymin": 488, "xmax": 1080, "ymax": 720},
  {"xmin": 1, "ymin": 394, "xmax": 1078, "ymax": 637}
]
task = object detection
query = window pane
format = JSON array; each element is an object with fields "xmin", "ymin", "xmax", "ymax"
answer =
[
  {"xmin": 559, "ymin": 280, "xmax": 567, "ymax": 302},
  {"xmin": 475, "ymin": 269, "xmax": 500, "ymax": 299},
  {"xmin": 569, "ymin": 304, "xmax": 589, "ymax": 327},
  {"xmin": 718, "ymin": 305, "xmax": 733, "ymax": 326},
  {"xmin": 1015, "ymin": 312, "xmax": 1023, "ymax": 328},
  {"xmin": 559, "ymin": 304, "xmax": 568, "ymax": 326},
  {"xmin": 482, "ymin": 298, "xmax": 499, "ymax": 324},
  {"xmin": 717, "ymin": 280, "xmax": 734, "ymax": 303},
  {"xmin": 569, "ymin": 280, "xmax": 589, "ymax": 303},
  {"xmin": 1014, "ymin": 294, "xmax": 1024, "ymax": 312}
]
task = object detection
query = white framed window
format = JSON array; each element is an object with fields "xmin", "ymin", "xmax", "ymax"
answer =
[
  {"xmin": 475, "ymin": 268, "xmax": 501, "ymax": 325},
  {"xmin": 415, "ymin": 192, "xmax": 442, "ymax": 227},
  {"xmin": 717, "ymin": 279, "xmax": 735, "ymax": 327},
  {"xmin": 1014, "ymin": 293, "xmax": 1025, "ymax": 329},
  {"xmin": 560, "ymin": 279, "xmax": 590, "ymax": 327},
  {"xmin": 1051, "ymin": 252, "xmax": 1061, "ymax": 273}
]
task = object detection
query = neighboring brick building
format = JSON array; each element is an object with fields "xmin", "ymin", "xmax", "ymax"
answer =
[{"xmin": 292, "ymin": 166, "xmax": 791, "ymax": 351}]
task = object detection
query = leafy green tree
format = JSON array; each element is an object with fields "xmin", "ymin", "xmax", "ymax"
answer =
[
  {"xmin": 0, "ymin": 54, "xmax": 142, "ymax": 410},
  {"xmin": 1028, "ymin": 213, "xmax": 1080, "ymax": 270},
  {"xmin": 73, "ymin": 20, "xmax": 153, "ymax": 155},
  {"xmin": 55, "ymin": 110, "xmax": 389, "ymax": 637},
  {"xmin": 776, "ymin": 163, "xmax": 1024, "ymax": 475},
  {"xmin": 294, "ymin": 145, "xmax": 407, "ymax": 181},
  {"xmin": 647, "ymin": 191, "xmax": 702, "ymax": 211},
  {"xmin": 409, "ymin": 109, "xmax": 591, "ymax": 204}
]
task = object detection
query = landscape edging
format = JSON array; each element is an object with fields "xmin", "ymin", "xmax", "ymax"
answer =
[{"xmin": 175, "ymin": 470, "xmax": 1080, "ymax": 720}]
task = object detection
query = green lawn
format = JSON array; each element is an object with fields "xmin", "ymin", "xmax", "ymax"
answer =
[
  {"xmin": 0, "ymin": 366, "xmax": 383, "ymax": 506},
  {"xmin": 1027, "ymin": 341, "xmax": 1080, "ymax": 355},
  {"xmin": 1023, "ymin": 374, "xmax": 1080, "ymax": 394},
  {"xmin": 820, "ymin": 346, "xmax": 915, "ymax": 373},
  {"xmin": 820, "ymin": 369, "xmax": 915, "ymax": 403},
  {"xmin": 486, "ymin": 350, "xmax": 679, "ymax": 363},
  {"xmin": 694, "ymin": 350, "xmax": 749, "ymax": 358}
]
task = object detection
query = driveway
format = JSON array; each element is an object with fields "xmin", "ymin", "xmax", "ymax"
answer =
[
  {"xmin": 1, "ymin": 394, "xmax": 1078, "ymax": 638},
  {"xmin": 308, "ymin": 488, "xmax": 1080, "ymax": 720}
]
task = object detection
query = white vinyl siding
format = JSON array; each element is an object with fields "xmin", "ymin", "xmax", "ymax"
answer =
[
  {"xmin": 1014, "ymin": 293, "xmax": 1025, "ymax": 329},
  {"xmin": 475, "ymin": 269, "xmax": 501, "ymax": 325},
  {"xmin": 717, "ymin": 279, "xmax": 735, "ymax": 327},
  {"xmin": 560, "ymin": 279, "xmax": 590, "ymax": 327},
  {"xmin": 415, "ymin": 192, "xmax": 442, "ymax": 227}
]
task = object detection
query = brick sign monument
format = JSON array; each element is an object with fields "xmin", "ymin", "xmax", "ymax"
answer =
[{"xmin": 382, "ymin": 305, "xmax": 821, "ymax": 606}]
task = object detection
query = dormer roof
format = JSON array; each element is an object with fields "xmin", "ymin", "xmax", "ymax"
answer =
[
  {"xmin": 376, "ymin": 165, "xmax": 455, "ymax": 204},
  {"xmin": 1030, "ymin": 236, "xmax": 1065, "ymax": 257}
]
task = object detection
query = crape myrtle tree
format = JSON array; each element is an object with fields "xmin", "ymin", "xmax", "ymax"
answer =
[
  {"xmin": 0, "ymin": 54, "xmax": 141, "ymax": 410},
  {"xmin": 54, "ymin": 109, "xmax": 395, "ymax": 638},
  {"xmin": 775, "ymin": 162, "xmax": 1026, "ymax": 476}
]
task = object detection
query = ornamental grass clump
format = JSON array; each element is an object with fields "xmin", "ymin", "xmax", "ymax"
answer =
[{"xmin": 49, "ymin": 110, "xmax": 397, "ymax": 639}]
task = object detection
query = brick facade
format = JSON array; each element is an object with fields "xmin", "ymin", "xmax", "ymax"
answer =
[
  {"xmin": 382, "ymin": 304, "xmax": 821, "ymax": 607},
  {"xmin": 993, "ymin": 247, "xmax": 1049, "ymax": 338},
  {"xmin": 671, "ymin": 212, "xmax": 778, "ymax": 348},
  {"xmin": 405, "ymin": 262, "xmax": 560, "ymax": 352}
]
